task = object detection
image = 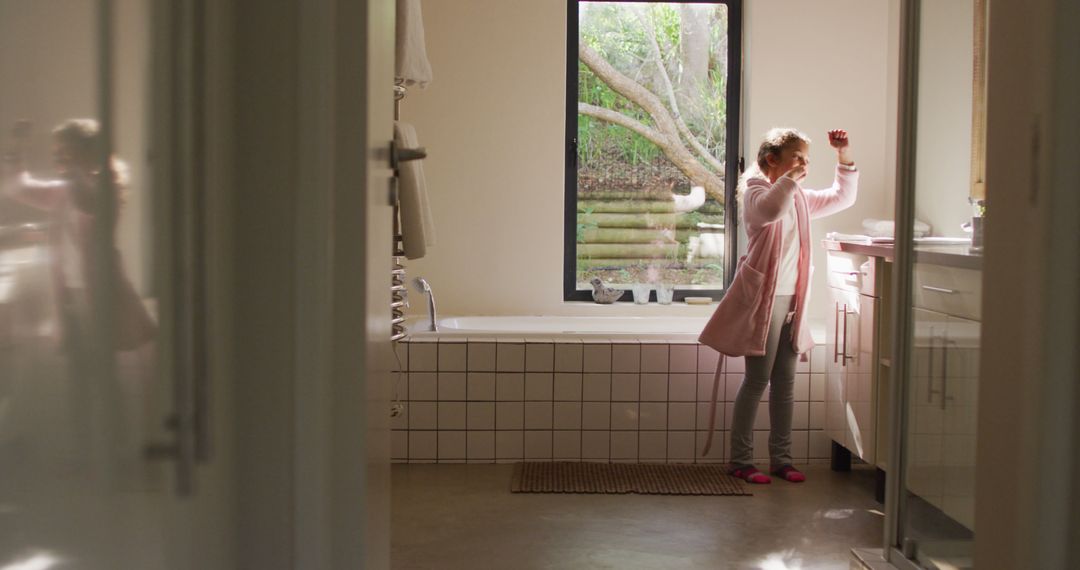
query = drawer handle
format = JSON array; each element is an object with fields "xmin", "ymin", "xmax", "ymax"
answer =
[{"xmin": 921, "ymin": 285, "xmax": 957, "ymax": 294}]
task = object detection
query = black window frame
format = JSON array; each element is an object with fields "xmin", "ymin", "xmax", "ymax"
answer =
[{"xmin": 564, "ymin": 0, "xmax": 742, "ymax": 303}]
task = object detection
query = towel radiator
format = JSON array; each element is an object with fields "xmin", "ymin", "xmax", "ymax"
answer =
[
  {"xmin": 390, "ymin": 81, "xmax": 428, "ymax": 341},
  {"xmin": 391, "ymin": 81, "xmax": 408, "ymax": 341}
]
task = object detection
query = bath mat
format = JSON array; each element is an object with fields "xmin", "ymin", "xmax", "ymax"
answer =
[{"xmin": 511, "ymin": 461, "xmax": 751, "ymax": 496}]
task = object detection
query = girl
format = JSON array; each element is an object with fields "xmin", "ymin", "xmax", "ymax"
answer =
[
  {"xmin": 699, "ymin": 127, "xmax": 858, "ymax": 484},
  {"xmin": 3, "ymin": 118, "xmax": 156, "ymax": 354}
]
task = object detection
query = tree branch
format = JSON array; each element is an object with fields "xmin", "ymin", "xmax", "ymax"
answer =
[
  {"xmin": 635, "ymin": 8, "xmax": 727, "ymax": 175},
  {"xmin": 579, "ymin": 42, "xmax": 725, "ymax": 203},
  {"xmin": 577, "ymin": 103, "xmax": 666, "ymax": 147}
]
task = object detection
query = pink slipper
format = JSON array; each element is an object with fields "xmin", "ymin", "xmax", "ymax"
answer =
[
  {"xmin": 772, "ymin": 465, "xmax": 806, "ymax": 483},
  {"xmin": 729, "ymin": 465, "xmax": 771, "ymax": 484}
]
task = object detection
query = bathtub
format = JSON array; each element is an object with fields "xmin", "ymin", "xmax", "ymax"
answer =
[{"xmin": 406, "ymin": 315, "xmax": 711, "ymax": 341}]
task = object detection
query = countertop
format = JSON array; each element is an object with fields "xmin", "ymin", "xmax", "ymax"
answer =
[{"xmin": 822, "ymin": 239, "xmax": 983, "ymax": 270}]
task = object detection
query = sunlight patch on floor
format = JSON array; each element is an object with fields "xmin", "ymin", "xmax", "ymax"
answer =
[
  {"xmin": 1, "ymin": 551, "xmax": 63, "ymax": 570},
  {"xmin": 755, "ymin": 549, "xmax": 804, "ymax": 570}
]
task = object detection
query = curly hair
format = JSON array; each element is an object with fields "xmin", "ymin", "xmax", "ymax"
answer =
[
  {"xmin": 737, "ymin": 127, "xmax": 811, "ymax": 201},
  {"xmin": 52, "ymin": 118, "xmax": 130, "ymax": 189}
]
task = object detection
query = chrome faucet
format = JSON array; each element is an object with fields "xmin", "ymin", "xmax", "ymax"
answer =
[{"xmin": 412, "ymin": 277, "xmax": 438, "ymax": 332}]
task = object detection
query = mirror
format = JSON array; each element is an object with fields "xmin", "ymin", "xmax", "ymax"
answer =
[{"xmin": 913, "ymin": 0, "xmax": 987, "ymax": 238}]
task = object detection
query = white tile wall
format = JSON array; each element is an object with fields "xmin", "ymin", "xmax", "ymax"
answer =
[
  {"xmin": 581, "ymin": 374, "xmax": 611, "ymax": 401},
  {"xmin": 640, "ymin": 374, "xmax": 668, "ymax": 402},
  {"xmin": 409, "ymin": 402, "xmax": 437, "ymax": 430},
  {"xmin": 496, "ymin": 343, "xmax": 525, "ymax": 372},
  {"xmin": 582, "ymin": 344, "xmax": 611, "ymax": 372},
  {"xmin": 525, "ymin": 343, "xmax": 554, "ymax": 372},
  {"xmin": 667, "ymin": 403, "xmax": 696, "ymax": 430},
  {"xmin": 495, "ymin": 431, "xmax": 523, "ymax": 459},
  {"xmin": 467, "ymin": 402, "xmax": 495, "ymax": 430},
  {"xmin": 397, "ymin": 339, "xmax": 827, "ymax": 465},
  {"xmin": 467, "ymin": 431, "xmax": 495, "ymax": 461},
  {"xmin": 524, "ymin": 402, "xmax": 553, "ymax": 429},
  {"xmin": 553, "ymin": 402, "xmax": 582, "ymax": 429},
  {"xmin": 639, "ymin": 431, "xmax": 666, "ymax": 460},
  {"xmin": 438, "ymin": 372, "xmax": 467, "ymax": 401},
  {"xmin": 553, "ymin": 430, "xmax": 581, "ymax": 459},
  {"xmin": 438, "ymin": 431, "xmax": 466, "ymax": 459},
  {"xmin": 410, "ymin": 431, "xmax": 437, "ymax": 459},
  {"xmin": 612, "ymin": 344, "xmax": 641, "ymax": 373},
  {"xmin": 581, "ymin": 402, "xmax": 610, "ymax": 430},
  {"xmin": 611, "ymin": 374, "xmax": 639, "ymax": 401},
  {"xmin": 640, "ymin": 344, "xmax": 668, "ymax": 373},
  {"xmin": 581, "ymin": 431, "xmax": 610, "ymax": 459},
  {"xmin": 639, "ymin": 402, "xmax": 667, "ymax": 430},
  {"xmin": 698, "ymin": 346, "xmax": 720, "ymax": 373},
  {"xmin": 496, "ymin": 373, "xmax": 524, "ymax": 401},
  {"xmin": 524, "ymin": 431, "xmax": 553, "ymax": 459},
  {"xmin": 438, "ymin": 402, "xmax": 466, "ymax": 430},
  {"xmin": 438, "ymin": 343, "xmax": 467, "ymax": 372},
  {"xmin": 495, "ymin": 402, "xmax": 524, "ymax": 430},
  {"xmin": 669, "ymin": 344, "xmax": 698, "ymax": 374},
  {"xmin": 553, "ymin": 373, "xmax": 583, "ymax": 400},
  {"xmin": 610, "ymin": 402, "xmax": 639, "ymax": 430},
  {"xmin": 468, "ymin": 342, "xmax": 496, "ymax": 371},
  {"xmin": 612, "ymin": 432, "xmax": 639, "ymax": 459},
  {"xmin": 410, "ymin": 372, "xmax": 437, "ymax": 401},
  {"xmin": 524, "ymin": 373, "xmax": 554, "ymax": 401},
  {"xmin": 668, "ymin": 431, "xmax": 696, "ymax": 461},
  {"xmin": 467, "ymin": 373, "xmax": 496, "ymax": 401},
  {"xmin": 409, "ymin": 342, "xmax": 438, "ymax": 372},
  {"xmin": 668, "ymin": 374, "xmax": 697, "ymax": 402},
  {"xmin": 554, "ymin": 342, "xmax": 583, "ymax": 372}
]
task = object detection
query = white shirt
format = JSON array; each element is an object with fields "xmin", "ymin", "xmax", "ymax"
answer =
[{"xmin": 774, "ymin": 197, "xmax": 800, "ymax": 296}]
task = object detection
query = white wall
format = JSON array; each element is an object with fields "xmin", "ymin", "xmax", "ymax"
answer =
[{"xmin": 406, "ymin": 0, "xmax": 896, "ymax": 324}]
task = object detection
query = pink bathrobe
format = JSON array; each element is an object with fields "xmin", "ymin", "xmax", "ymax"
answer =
[
  {"xmin": 697, "ymin": 165, "xmax": 858, "ymax": 453},
  {"xmin": 7, "ymin": 172, "xmax": 157, "ymax": 351}
]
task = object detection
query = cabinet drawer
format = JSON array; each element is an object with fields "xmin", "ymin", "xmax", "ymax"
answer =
[
  {"xmin": 826, "ymin": 251, "xmax": 876, "ymax": 296},
  {"xmin": 913, "ymin": 263, "xmax": 982, "ymax": 320}
]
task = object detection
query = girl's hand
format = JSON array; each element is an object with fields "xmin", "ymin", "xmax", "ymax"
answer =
[
  {"xmin": 783, "ymin": 165, "xmax": 808, "ymax": 183},
  {"xmin": 828, "ymin": 129, "xmax": 854, "ymax": 165}
]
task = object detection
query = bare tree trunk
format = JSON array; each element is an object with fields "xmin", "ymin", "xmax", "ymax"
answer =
[{"xmin": 679, "ymin": 4, "xmax": 711, "ymax": 123}]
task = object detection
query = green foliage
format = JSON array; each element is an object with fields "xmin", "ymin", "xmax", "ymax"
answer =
[
  {"xmin": 576, "ymin": 205, "xmax": 598, "ymax": 244},
  {"xmin": 574, "ymin": 3, "xmax": 731, "ymax": 290},
  {"xmin": 577, "ymin": 3, "xmax": 729, "ymax": 170}
]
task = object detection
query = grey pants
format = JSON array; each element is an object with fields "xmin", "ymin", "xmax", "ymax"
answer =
[{"xmin": 730, "ymin": 295, "xmax": 798, "ymax": 467}]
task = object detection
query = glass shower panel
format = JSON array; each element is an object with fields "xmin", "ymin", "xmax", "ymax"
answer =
[
  {"xmin": 0, "ymin": 1, "xmax": 172, "ymax": 567},
  {"xmin": 895, "ymin": 0, "xmax": 986, "ymax": 568}
]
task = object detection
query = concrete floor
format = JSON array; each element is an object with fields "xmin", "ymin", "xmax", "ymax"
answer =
[{"xmin": 392, "ymin": 464, "xmax": 884, "ymax": 570}]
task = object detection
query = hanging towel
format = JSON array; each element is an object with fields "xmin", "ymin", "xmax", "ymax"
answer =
[
  {"xmin": 394, "ymin": 121, "xmax": 436, "ymax": 260},
  {"xmin": 396, "ymin": 0, "xmax": 433, "ymax": 88}
]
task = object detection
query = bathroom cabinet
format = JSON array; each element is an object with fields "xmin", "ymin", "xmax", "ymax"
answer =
[
  {"xmin": 907, "ymin": 261, "xmax": 981, "ymax": 531},
  {"xmin": 824, "ymin": 247, "xmax": 891, "ymax": 469}
]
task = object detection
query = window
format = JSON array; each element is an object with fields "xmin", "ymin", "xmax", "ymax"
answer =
[{"xmin": 565, "ymin": 0, "xmax": 742, "ymax": 302}]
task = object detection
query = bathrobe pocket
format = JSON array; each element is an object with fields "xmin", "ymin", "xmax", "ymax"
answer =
[{"xmin": 729, "ymin": 263, "xmax": 765, "ymax": 308}]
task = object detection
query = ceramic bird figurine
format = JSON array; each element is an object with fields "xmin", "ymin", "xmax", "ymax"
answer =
[{"xmin": 590, "ymin": 278, "xmax": 624, "ymax": 304}]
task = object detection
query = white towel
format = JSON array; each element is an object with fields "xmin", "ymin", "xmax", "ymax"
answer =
[
  {"xmin": 396, "ymin": 0, "xmax": 433, "ymax": 88},
  {"xmin": 861, "ymin": 218, "xmax": 930, "ymax": 238},
  {"xmin": 394, "ymin": 122, "xmax": 436, "ymax": 260},
  {"xmin": 826, "ymin": 232, "xmax": 874, "ymax": 244}
]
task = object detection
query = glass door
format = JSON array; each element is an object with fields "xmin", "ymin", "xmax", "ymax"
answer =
[
  {"xmin": 890, "ymin": 0, "xmax": 987, "ymax": 568},
  {"xmin": 0, "ymin": 1, "xmax": 230, "ymax": 567}
]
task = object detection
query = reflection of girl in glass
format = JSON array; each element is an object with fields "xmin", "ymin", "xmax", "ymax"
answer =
[{"xmin": 3, "ymin": 119, "xmax": 156, "ymax": 353}]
